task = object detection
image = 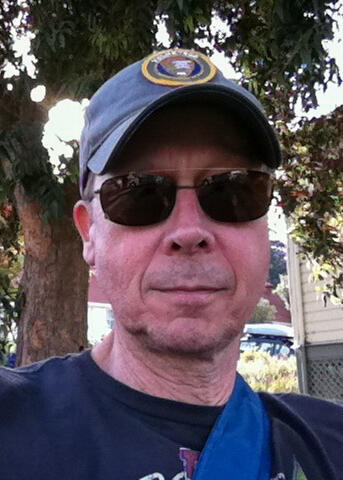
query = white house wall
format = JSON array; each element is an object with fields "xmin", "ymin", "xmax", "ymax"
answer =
[{"xmin": 288, "ymin": 238, "xmax": 343, "ymax": 345}]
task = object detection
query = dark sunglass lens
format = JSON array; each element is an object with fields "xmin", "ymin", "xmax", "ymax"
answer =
[
  {"xmin": 198, "ymin": 171, "xmax": 273, "ymax": 223},
  {"xmin": 99, "ymin": 176, "xmax": 176, "ymax": 226}
]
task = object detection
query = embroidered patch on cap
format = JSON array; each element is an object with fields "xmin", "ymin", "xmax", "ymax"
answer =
[{"xmin": 142, "ymin": 49, "xmax": 217, "ymax": 86}]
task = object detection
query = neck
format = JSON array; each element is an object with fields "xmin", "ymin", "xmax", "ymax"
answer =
[{"xmin": 91, "ymin": 326, "xmax": 240, "ymax": 406}]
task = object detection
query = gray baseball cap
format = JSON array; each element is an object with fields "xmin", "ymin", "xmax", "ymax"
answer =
[{"xmin": 79, "ymin": 48, "xmax": 281, "ymax": 195}]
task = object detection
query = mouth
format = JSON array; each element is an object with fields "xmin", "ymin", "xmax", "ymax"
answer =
[
  {"xmin": 150, "ymin": 289, "xmax": 227, "ymax": 308},
  {"xmin": 151, "ymin": 286, "xmax": 227, "ymax": 301},
  {"xmin": 153, "ymin": 283, "xmax": 227, "ymax": 291}
]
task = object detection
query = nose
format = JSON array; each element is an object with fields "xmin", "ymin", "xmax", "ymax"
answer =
[{"xmin": 161, "ymin": 189, "xmax": 215, "ymax": 255}]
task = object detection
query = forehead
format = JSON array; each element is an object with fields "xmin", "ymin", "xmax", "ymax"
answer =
[{"xmin": 113, "ymin": 102, "xmax": 260, "ymax": 173}]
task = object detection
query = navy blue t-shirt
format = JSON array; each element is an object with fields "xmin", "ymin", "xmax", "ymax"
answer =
[{"xmin": 0, "ymin": 350, "xmax": 224, "ymax": 480}]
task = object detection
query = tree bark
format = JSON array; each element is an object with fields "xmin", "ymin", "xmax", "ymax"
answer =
[{"xmin": 15, "ymin": 182, "xmax": 88, "ymax": 366}]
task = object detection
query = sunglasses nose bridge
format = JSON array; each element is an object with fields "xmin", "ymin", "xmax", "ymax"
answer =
[{"xmin": 171, "ymin": 187, "xmax": 205, "ymax": 221}]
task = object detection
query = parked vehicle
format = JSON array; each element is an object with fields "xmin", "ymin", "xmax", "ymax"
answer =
[{"xmin": 240, "ymin": 323, "xmax": 294, "ymax": 358}]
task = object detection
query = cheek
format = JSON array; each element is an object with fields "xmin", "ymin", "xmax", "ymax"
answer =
[
  {"xmin": 220, "ymin": 221, "xmax": 270, "ymax": 293},
  {"xmin": 217, "ymin": 222, "xmax": 269, "ymax": 325},
  {"xmin": 93, "ymin": 221, "xmax": 158, "ymax": 304}
]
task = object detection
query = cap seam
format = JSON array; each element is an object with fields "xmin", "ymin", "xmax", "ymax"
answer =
[{"xmin": 86, "ymin": 107, "xmax": 145, "ymax": 164}]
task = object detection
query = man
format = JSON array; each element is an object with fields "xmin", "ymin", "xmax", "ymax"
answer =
[{"xmin": 1, "ymin": 49, "xmax": 342, "ymax": 480}]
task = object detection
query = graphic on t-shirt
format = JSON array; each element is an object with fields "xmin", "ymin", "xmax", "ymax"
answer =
[
  {"xmin": 178, "ymin": 448, "xmax": 200, "ymax": 479},
  {"xmin": 138, "ymin": 447, "xmax": 200, "ymax": 480},
  {"xmin": 139, "ymin": 474, "xmax": 186, "ymax": 480},
  {"xmin": 271, "ymin": 461, "xmax": 307, "ymax": 480},
  {"xmin": 292, "ymin": 459, "xmax": 307, "ymax": 480}
]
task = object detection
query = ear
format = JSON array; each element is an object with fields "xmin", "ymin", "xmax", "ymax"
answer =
[{"xmin": 74, "ymin": 200, "xmax": 95, "ymax": 267}]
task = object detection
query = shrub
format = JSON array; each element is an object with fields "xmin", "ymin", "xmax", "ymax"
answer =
[
  {"xmin": 237, "ymin": 351, "xmax": 299, "ymax": 393},
  {"xmin": 250, "ymin": 298, "xmax": 277, "ymax": 323}
]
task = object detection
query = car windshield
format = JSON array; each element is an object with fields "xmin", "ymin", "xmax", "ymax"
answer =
[{"xmin": 240, "ymin": 338, "xmax": 293, "ymax": 357}]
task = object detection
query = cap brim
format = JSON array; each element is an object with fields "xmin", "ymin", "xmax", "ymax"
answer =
[{"xmin": 87, "ymin": 84, "xmax": 281, "ymax": 175}]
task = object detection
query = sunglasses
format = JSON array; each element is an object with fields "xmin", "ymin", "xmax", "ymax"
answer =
[{"xmin": 94, "ymin": 168, "xmax": 274, "ymax": 227}]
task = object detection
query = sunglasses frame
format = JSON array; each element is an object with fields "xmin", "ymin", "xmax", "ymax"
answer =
[{"xmin": 93, "ymin": 168, "xmax": 274, "ymax": 227}]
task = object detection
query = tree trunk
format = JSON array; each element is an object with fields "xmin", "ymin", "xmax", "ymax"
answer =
[{"xmin": 15, "ymin": 182, "xmax": 89, "ymax": 366}]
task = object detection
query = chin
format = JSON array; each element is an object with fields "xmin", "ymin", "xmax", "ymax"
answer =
[{"xmin": 129, "ymin": 317, "xmax": 243, "ymax": 360}]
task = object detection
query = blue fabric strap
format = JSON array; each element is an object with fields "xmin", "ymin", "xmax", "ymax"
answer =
[{"xmin": 193, "ymin": 374, "xmax": 271, "ymax": 480}]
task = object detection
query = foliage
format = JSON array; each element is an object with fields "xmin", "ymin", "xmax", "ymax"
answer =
[
  {"xmin": 0, "ymin": 1, "xmax": 24, "ymax": 72},
  {"xmin": 238, "ymin": 351, "xmax": 298, "ymax": 393},
  {"xmin": 250, "ymin": 298, "xmax": 277, "ymax": 324},
  {"xmin": 157, "ymin": 0, "xmax": 213, "ymax": 48},
  {"xmin": 29, "ymin": 0, "xmax": 159, "ymax": 99},
  {"xmin": 0, "ymin": 234, "xmax": 22, "ymax": 365},
  {"xmin": 277, "ymin": 106, "xmax": 343, "ymax": 303},
  {"xmin": 0, "ymin": 181, "xmax": 23, "ymax": 362},
  {"xmin": 268, "ymin": 240, "xmax": 287, "ymax": 287},
  {"xmin": 0, "ymin": 341, "xmax": 16, "ymax": 367},
  {"xmin": 0, "ymin": 1, "xmax": 160, "ymax": 216},
  {"xmin": 213, "ymin": 0, "xmax": 341, "ymax": 117}
]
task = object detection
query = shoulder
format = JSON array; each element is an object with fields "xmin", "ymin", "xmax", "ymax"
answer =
[
  {"xmin": 260, "ymin": 391, "xmax": 343, "ymax": 420},
  {"xmin": 260, "ymin": 391, "xmax": 343, "ymax": 453},
  {"xmin": 0, "ymin": 351, "xmax": 87, "ymax": 406}
]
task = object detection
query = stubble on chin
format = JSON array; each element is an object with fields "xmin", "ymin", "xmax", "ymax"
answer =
[{"xmin": 121, "ymin": 314, "xmax": 244, "ymax": 361}]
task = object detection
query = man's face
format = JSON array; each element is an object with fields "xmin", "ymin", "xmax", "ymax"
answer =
[{"xmin": 76, "ymin": 105, "xmax": 270, "ymax": 358}]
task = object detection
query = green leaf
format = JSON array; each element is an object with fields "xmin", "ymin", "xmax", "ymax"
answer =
[{"xmin": 184, "ymin": 15, "xmax": 194, "ymax": 33}]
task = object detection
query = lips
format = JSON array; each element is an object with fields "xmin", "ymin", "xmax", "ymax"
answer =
[
  {"xmin": 154, "ymin": 285, "xmax": 226, "ymax": 293},
  {"xmin": 151, "ymin": 287, "xmax": 226, "ymax": 306}
]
